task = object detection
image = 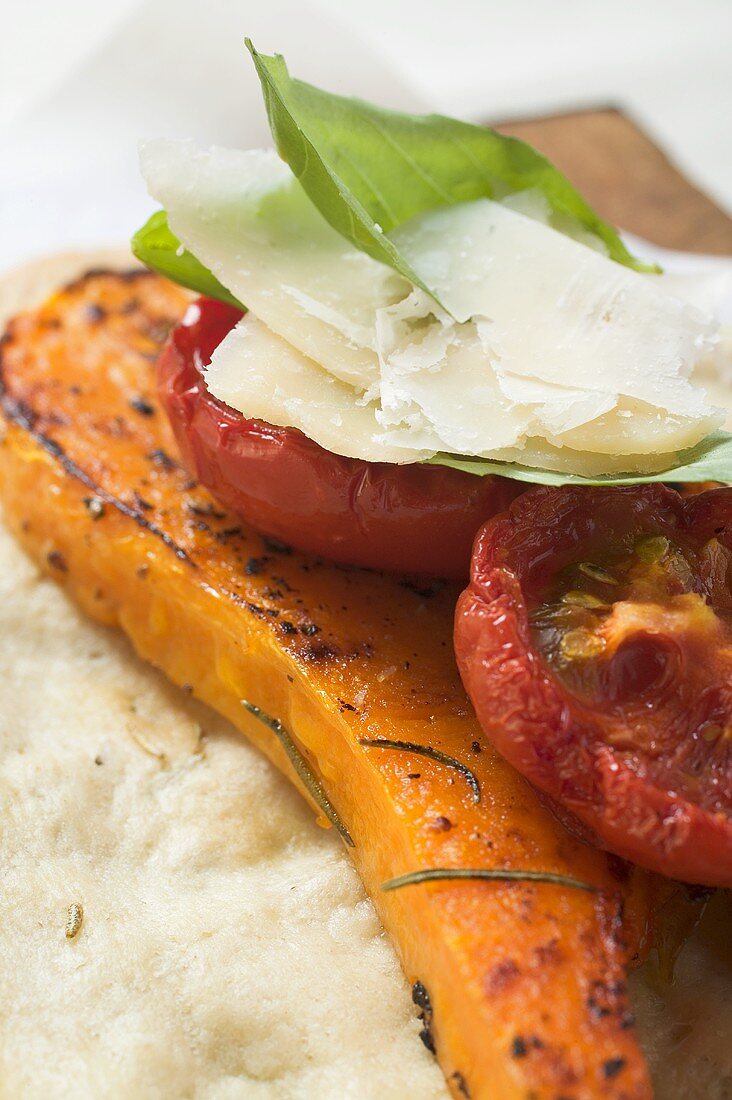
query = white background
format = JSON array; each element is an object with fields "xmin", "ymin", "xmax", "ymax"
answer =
[{"xmin": 2, "ymin": 0, "xmax": 731, "ymax": 270}]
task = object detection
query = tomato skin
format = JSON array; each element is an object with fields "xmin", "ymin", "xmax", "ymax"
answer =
[
  {"xmin": 455, "ymin": 484, "xmax": 732, "ymax": 886},
  {"xmin": 156, "ymin": 297, "xmax": 523, "ymax": 578}
]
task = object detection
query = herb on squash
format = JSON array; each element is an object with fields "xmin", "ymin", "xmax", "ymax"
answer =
[
  {"xmin": 382, "ymin": 868, "xmax": 597, "ymax": 893},
  {"xmin": 359, "ymin": 737, "xmax": 481, "ymax": 803},
  {"xmin": 241, "ymin": 699, "xmax": 354, "ymax": 846}
]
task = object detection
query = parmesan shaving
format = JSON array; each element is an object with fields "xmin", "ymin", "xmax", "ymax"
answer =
[
  {"xmin": 140, "ymin": 140, "xmax": 405, "ymax": 390},
  {"xmin": 141, "ymin": 140, "xmax": 724, "ymax": 474},
  {"xmin": 206, "ymin": 315, "xmax": 430, "ymax": 464}
]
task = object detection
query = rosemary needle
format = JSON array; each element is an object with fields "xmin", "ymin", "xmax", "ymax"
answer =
[
  {"xmin": 359, "ymin": 738, "xmax": 481, "ymax": 803},
  {"xmin": 241, "ymin": 699, "xmax": 354, "ymax": 847},
  {"xmin": 382, "ymin": 868, "xmax": 597, "ymax": 893}
]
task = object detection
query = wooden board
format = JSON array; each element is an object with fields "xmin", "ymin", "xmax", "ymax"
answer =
[{"xmin": 496, "ymin": 107, "xmax": 732, "ymax": 255}]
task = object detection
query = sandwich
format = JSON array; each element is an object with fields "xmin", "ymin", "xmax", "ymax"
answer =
[{"xmin": 1, "ymin": 41, "xmax": 730, "ymax": 1099}]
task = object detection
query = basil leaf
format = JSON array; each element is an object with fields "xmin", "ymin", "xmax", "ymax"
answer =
[
  {"xmin": 132, "ymin": 44, "xmax": 655, "ymax": 308},
  {"xmin": 246, "ymin": 38, "xmax": 657, "ymax": 297},
  {"xmin": 430, "ymin": 430, "xmax": 732, "ymax": 486},
  {"xmin": 131, "ymin": 209, "xmax": 244, "ymax": 309}
]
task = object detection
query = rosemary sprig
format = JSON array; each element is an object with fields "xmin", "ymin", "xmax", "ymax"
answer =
[
  {"xmin": 359, "ymin": 738, "xmax": 481, "ymax": 804},
  {"xmin": 241, "ymin": 699, "xmax": 354, "ymax": 847},
  {"xmin": 382, "ymin": 868, "xmax": 597, "ymax": 893}
]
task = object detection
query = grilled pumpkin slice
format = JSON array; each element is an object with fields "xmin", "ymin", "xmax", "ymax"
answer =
[{"xmin": 0, "ymin": 268, "xmax": 656, "ymax": 1100}]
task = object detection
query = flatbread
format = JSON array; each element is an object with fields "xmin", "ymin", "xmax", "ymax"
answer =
[{"xmin": 0, "ymin": 251, "xmax": 729, "ymax": 1100}]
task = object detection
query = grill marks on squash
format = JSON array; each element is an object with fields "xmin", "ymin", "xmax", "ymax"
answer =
[
  {"xmin": 411, "ymin": 980, "xmax": 436, "ymax": 1054},
  {"xmin": 0, "ymin": 393, "xmax": 194, "ymax": 565},
  {"xmin": 0, "ymin": 271, "xmax": 382, "ymax": 667}
]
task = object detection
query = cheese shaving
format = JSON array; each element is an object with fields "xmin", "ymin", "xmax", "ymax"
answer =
[{"xmin": 142, "ymin": 140, "xmax": 724, "ymax": 473}]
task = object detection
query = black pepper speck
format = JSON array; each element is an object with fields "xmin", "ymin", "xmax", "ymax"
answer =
[
  {"xmin": 603, "ymin": 1057, "xmax": 626, "ymax": 1079},
  {"xmin": 450, "ymin": 1071, "xmax": 470, "ymax": 1098},
  {"xmin": 47, "ymin": 550, "xmax": 68, "ymax": 573},
  {"xmin": 146, "ymin": 448, "xmax": 176, "ymax": 469},
  {"xmin": 245, "ymin": 557, "xmax": 267, "ymax": 576},
  {"xmin": 511, "ymin": 1036, "xmax": 527, "ymax": 1059},
  {"xmin": 129, "ymin": 396, "xmax": 155, "ymax": 417},
  {"xmin": 262, "ymin": 535, "xmax": 292, "ymax": 555}
]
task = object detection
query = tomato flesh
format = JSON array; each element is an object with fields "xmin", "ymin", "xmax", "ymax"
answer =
[
  {"xmin": 455, "ymin": 484, "xmax": 732, "ymax": 886},
  {"xmin": 156, "ymin": 297, "xmax": 523, "ymax": 577}
]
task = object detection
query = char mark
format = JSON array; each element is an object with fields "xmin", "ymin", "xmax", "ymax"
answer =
[
  {"xmin": 0, "ymin": 393, "xmax": 194, "ymax": 566},
  {"xmin": 62, "ymin": 267, "xmax": 155, "ymax": 295}
]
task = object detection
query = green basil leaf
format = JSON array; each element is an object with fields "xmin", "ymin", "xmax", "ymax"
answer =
[
  {"xmin": 246, "ymin": 38, "xmax": 658, "ymax": 300},
  {"xmin": 131, "ymin": 209, "xmax": 244, "ymax": 309},
  {"xmin": 430, "ymin": 430, "xmax": 732, "ymax": 486}
]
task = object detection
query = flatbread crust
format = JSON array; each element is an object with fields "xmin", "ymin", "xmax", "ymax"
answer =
[{"xmin": 0, "ymin": 251, "xmax": 729, "ymax": 1099}]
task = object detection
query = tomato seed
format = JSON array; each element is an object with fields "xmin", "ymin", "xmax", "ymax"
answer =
[
  {"xmin": 578, "ymin": 563, "xmax": 619, "ymax": 585},
  {"xmin": 635, "ymin": 535, "xmax": 670, "ymax": 564},
  {"xmin": 560, "ymin": 628, "xmax": 606, "ymax": 660}
]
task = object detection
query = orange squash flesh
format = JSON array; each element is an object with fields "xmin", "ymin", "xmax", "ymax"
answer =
[{"xmin": 0, "ymin": 270, "xmax": 657, "ymax": 1100}]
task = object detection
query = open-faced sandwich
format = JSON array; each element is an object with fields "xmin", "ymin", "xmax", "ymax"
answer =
[{"xmin": 1, "ymin": 41, "xmax": 731, "ymax": 1099}]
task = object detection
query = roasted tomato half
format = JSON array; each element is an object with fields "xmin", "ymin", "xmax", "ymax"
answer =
[
  {"xmin": 156, "ymin": 297, "xmax": 523, "ymax": 578},
  {"xmin": 455, "ymin": 484, "xmax": 732, "ymax": 886}
]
